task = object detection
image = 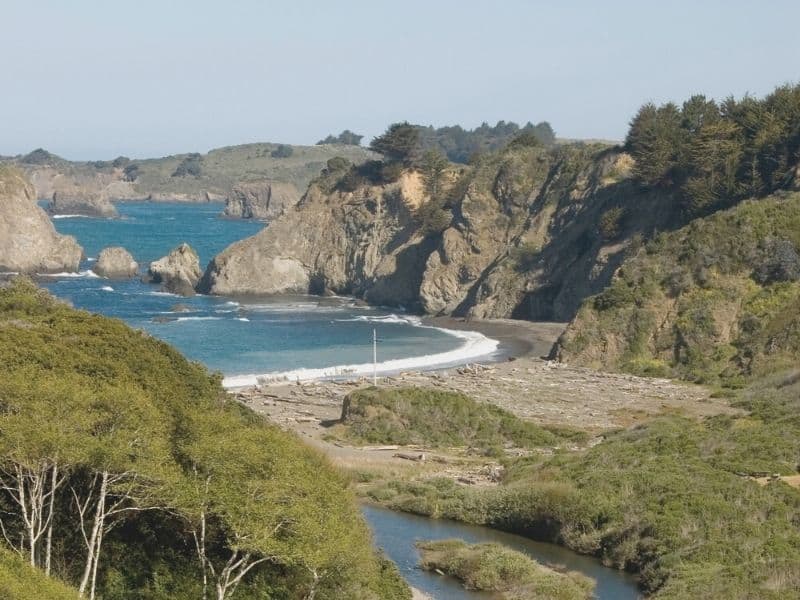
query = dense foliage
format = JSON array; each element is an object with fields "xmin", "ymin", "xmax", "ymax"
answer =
[
  {"xmin": 416, "ymin": 539, "xmax": 594, "ymax": 600},
  {"xmin": 0, "ymin": 280, "xmax": 409, "ymax": 600},
  {"xmin": 368, "ymin": 120, "xmax": 555, "ymax": 166},
  {"xmin": 316, "ymin": 130, "xmax": 363, "ymax": 146},
  {"xmin": 270, "ymin": 144, "xmax": 294, "ymax": 158},
  {"xmin": 338, "ymin": 387, "xmax": 561, "ymax": 452},
  {"xmin": 171, "ymin": 153, "xmax": 203, "ymax": 178},
  {"xmin": 366, "ymin": 375, "xmax": 800, "ymax": 598},
  {"xmin": 626, "ymin": 84, "xmax": 800, "ymax": 215}
]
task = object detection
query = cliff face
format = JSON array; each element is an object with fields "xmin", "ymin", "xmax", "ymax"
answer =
[
  {"xmin": 0, "ymin": 167, "xmax": 83, "ymax": 273},
  {"xmin": 200, "ymin": 144, "xmax": 684, "ymax": 319},
  {"xmin": 200, "ymin": 172, "xmax": 435, "ymax": 304},
  {"xmin": 223, "ymin": 180, "xmax": 300, "ymax": 220}
]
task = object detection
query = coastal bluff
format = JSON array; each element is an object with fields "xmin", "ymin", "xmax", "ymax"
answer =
[
  {"xmin": 0, "ymin": 166, "xmax": 83, "ymax": 273},
  {"xmin": 198, "ymin": 144, "xmax": 676, "ymax": 322}
]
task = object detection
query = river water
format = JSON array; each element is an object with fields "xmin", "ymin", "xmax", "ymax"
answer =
[{"xmin": 362, "ymin": 506, "xmax": 640, "ymax": 600}]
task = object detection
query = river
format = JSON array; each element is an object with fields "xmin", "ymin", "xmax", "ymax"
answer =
[{"xmin": 362, "ymin": 505, "xmax": 640, "ymax": 600}]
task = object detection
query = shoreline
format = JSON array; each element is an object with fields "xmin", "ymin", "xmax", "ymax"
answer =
[
  {"xmin": 422, "ymin": 316, "xmax": 566, "ymax": 361},
  {"xmin": 221, "ymin": 316, "xmax": 564, "ymax": 389}
]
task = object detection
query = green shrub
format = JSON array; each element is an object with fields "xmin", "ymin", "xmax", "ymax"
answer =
[
  {"xmin": 340, "ymin": 387, "xmax": 559, "ymax": 450},
  {"xmin": 416, "ymin": 539, "xmax": 594, "ymax": 599}
]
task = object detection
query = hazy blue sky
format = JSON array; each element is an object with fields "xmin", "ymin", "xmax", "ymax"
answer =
[{"xmin": 2, "ymin": 1, "xmax": 798, "ymax": 159}]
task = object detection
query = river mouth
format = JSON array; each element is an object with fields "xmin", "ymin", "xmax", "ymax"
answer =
[{"xmin": 361, "ymin": 505, "xmax": 641, "ymax": 600}]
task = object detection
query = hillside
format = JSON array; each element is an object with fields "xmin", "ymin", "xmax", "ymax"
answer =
[
  {"xmin": 4, "ymin": 143, "xmax": 375, "ymax": 205},
  {"xmin": 202, "ymin": 84, "xmax": 800, "ymax": 326},
  {"xmin": 0, "ymin": 279, "xmax": 409, "ymax": 600},
  {"xmin": 556, "ymin": 191, "xmax": 800, "ymax": 385}
]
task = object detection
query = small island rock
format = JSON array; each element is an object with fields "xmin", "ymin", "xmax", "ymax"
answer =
[
  {"xmin": 148, "ymin": 243, "xmax": 202, "ymax": 296},
  {"xmin": 92, "ymin": 247, "xmax": 138, "ymax": 279}
]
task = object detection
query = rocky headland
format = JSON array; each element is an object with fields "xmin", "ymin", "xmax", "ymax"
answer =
[
  {"xmin": 0, "ymin": 166, "xmax": 83, "ymax": 273},
  {"xmin": 199, "ymin": 144, "xmax": 678, "ymax": 322}
]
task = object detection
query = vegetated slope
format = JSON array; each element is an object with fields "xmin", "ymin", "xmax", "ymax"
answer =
[
  {"xmin": 0, "ymin": 546, "xmax": 78, "ymax": 600},
  {"xmin": 4, "ymin": 143, "xmax": 375, "ymax": 202},
  {"xmin": 200, "ymin": 141, "xmax": 684, "ymax": 320},
  {"xmin": 557, "ymin": 191, "xmax": 800, "ymax": 385},
  {"xmin": 0, "ymin": 279, "xmax": 409, "ymax": 600},
  {"xmin": 365, "ymin": 372, "xmax": 800, "ymax": 599}
]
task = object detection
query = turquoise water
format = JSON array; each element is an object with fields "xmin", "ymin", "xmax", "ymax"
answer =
[{"xmin": 44, "ymin": 202, "xmax": 495, "ymax": 381}]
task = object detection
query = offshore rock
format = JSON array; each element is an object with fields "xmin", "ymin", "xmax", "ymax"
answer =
[
  {"xmin": 93, "ymin": 246, "xmax": 138, "ymax": 279},
  {"xmin": 148, "ymin": 243, "xmax": 202, "ymax": 296}
]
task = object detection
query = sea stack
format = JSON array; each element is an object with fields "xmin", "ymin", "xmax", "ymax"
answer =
[
  {"xmin": 49, "ymin": 181, "xmax": 119, "ymax": 218},
  {"xmin": 148, "ymin": 243, "xmax": 202, "ymax": 296},
  {"xmin": 92, "ymin": 246, "xmax": 138, "ymax": 278}
]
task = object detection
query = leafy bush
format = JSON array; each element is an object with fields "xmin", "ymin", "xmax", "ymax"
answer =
[
  {"xmin": 598, "ymin": 206, "xmax": 626, "ymax": 240},
  {"xmin": 317, "ymin": 130, "xmax": 363, "ymax": 146},
  {"xmin": 171, "ymin": 153, "xmax": 202, "ymax": 177},
  {"xmin": 270, "ymin": 144, "xmax": 294, "ymax": 158}
]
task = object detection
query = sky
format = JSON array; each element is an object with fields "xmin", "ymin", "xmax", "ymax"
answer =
[{"xmin": 2, "ymin": 0, "xmax": 798, "ymax": 160}]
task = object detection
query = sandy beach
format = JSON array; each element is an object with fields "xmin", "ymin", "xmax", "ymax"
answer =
[{"xmin": 230, "ymin": 318, "xmax": 738, "ymax": 477}]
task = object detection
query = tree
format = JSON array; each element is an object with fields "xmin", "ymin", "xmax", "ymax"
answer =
[
  {"xmin": 683, "ymin": 119, "xmax": 743, "ymax": 214},
  {"xmin": 420, "ymin": 149, "xmax": 448, "ymax": 201},
  {"xmin": 626, "ymin": 102, "xmax": 686, "ymax": 186},
  {"xmin": 172, "ymin": 154, "xmax": 202, "ymax": 177},
  {"xmin": 270, "ymin": 144, "xmax": 294, "ymax": 158},
  {"xmin": 370, "ymin": 122, "xmax": 421, "ymax": 164},
  {"xmin": 317, "ymin": 130, "xmax": 363, "ymax": 146}
]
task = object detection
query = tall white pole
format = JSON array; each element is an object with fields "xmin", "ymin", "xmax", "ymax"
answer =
[{"xmin": 373, "ymin": 328, "xmax": 377, "ymax": 386}]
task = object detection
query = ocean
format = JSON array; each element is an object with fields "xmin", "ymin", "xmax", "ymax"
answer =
[{"xmin": 43, "ymin": 202, "xmax": 498, "ymax": 386}]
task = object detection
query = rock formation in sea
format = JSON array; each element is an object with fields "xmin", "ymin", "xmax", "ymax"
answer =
[
  {"xmin": 199, "ymin": 144, "xmax": 680, "ymax": 320},
  {"xmin": 148, "ymin": 243, "xmax": 202, "ymax": 296},
  {"xmin": 92, "ymin": 246, "xmax": 139, "ymax": 278},
  {"xmin": 223, "ymin": 180, "xmax": 301, "ymax": 220},
  {"xmin": 49, "ymin": 179, "xmax": 119, "ymax": 218},
  {"xmin": 0, "ymin": 166, "xmax": 83, "ymax": 273}
]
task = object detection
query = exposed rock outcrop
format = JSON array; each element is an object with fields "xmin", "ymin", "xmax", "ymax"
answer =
[
  {"xmin": 148, "ymin": 243, "xmax": 202, "ymax": 296},
  {"xmin": 92, "ymin": 247, "xmax": 138, "ymax": 279},
  {"xmin": 49, "ymin": 178, "xmax": 118, "ymax": 218},
  {"xmin": 0, "ymin": 166, "xmax": 83, "ymax": 273},
  {"xmin": 200, "ymin": 145, "xmax": 681, "ymax": 320},
  {"xmin": 223, "ymin": 180, "xmax": 301, "ymax": 220},
  {"xmin": 199, "ymin": 172, "xmax": 435, "ymax": 304}
]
